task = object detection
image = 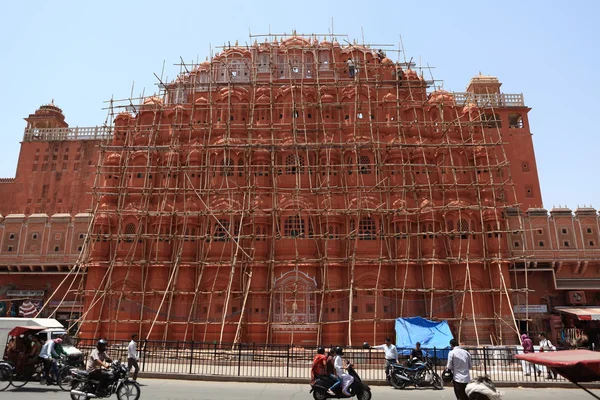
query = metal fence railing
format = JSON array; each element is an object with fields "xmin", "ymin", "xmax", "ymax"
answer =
[{"xmin": 73, "ymin": 339, "xmax": 569, "ymax": 384}]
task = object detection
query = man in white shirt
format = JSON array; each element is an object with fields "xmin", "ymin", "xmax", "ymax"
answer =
[
  {"xmin": 371, "ymin": 337, "xmax": 398, "ymax": 382},
  {"xmin": 446, "ymin": 339, "xmax": 471, "ymax": 400},
  {"xmin": 346, "ymin": 59, "xmax": 355, "ymax": 78},
  {"xmin": 538, "ymin": 333, "xmax": 558, "ymax": 379},
  {"xmin": 127, "ymin": 334, "xmax": 140, "ymax": 381},
  {"xmin": 333, "ymin": 347, "xmax": 353, "ymax": 396}
]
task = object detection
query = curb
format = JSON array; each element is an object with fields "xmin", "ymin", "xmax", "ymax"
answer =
[{"xmin": 138, "ymin": 372, "xmax": 600, "ymax": 389}]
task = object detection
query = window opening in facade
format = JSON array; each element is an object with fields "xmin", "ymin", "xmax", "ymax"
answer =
[
  {"xmin": 358, "ymin": 217, "xmax": 376, "ymax": 240},
  {"xmin": 284, "ymin": 215, "xmax": 305, "ymax": 238}
]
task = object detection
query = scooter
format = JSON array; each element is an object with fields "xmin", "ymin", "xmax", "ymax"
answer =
[{"xmin": 310, "ymin": 362, "xmax": 371, "ymax": 400}]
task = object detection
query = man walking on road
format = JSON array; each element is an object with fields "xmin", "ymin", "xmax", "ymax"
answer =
[
  {"xmin": 128, "ymin": 334, "xmax": 140, "ymax": 381},
  {"xmin": 446, "ymin": 339, "xmax": 471, "ymax": 400}
]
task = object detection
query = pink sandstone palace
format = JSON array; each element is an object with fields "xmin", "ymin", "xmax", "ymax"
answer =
[{"xmin": 0, "ymin": 34, "xmax": 598, "ymax": 347}]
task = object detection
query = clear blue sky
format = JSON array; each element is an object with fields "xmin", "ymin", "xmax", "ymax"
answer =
[{"xmin": 0, "ymin": 0, "xmax": 597, "ymax": 210}]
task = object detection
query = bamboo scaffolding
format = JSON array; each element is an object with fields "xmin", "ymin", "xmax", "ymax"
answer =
[{"xmin": 41, "ymin": 32, "xmax": 528, "ymax": 346}]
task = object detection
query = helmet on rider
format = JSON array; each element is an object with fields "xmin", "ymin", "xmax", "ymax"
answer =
[
  {"xmin": 335, "ymin": 346, "xmax": 344, "ymax": 356},
  {"xmin": 97, "ymin": 338, "xmax": 108, "ymax": 352},
  {"xmin": 317, "ymin": 347, "xmax": 325, "ymax": 355}
]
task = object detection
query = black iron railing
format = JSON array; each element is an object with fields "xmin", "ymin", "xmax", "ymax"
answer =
[{"xmin": 73, "ymin": 339, "xmax": 568, "ymax": 383}]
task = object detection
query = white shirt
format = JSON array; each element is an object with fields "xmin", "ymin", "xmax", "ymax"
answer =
[
  {"xmin": 446, "ymin": 347, "xmax": 472, "ymax": 383},
  {"xmin": 128, "ymin": 340, "xmax": 138, "ymax": 360},
  {"xmin": 39, "ymin": 340, "xmax": 55, "ymax": 359},
  {"xmin": 540, "ymin": 338, "xmax": 556, "ymax": 351},
  {"xmin": 346, "ymin": 59, "xmax": 354, "ymax": 67},
  {"xmin": 373, "ymin": 343, "xmax": 398, "ymax": 361},
  {"xmin": 334, "ymin": 355, "xmax": 346, "ymax": 376}
]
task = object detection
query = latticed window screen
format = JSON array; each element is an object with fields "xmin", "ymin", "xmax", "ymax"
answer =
[
  {"xmin": 285, "ymin": 154, "xmax": 305, "ymax": 175},
  {"xmin": 214, "ymin": 219, "xmax": 230, "ymax": 241},
  {"xmin": 220, "ymin": 158, "xmax": 234, "ymax": 176},
  {"xmin": 238, "ymin": 158, "xmax": 244, "ymax": 177},
  {"xmin": 359, "ymin": 155, "xmax": 371, "ymax": 174},
  {"xmin": 124, "ymin": 223, "xmax": 136, "ymax": 242},
  {"xmin": 284, "ymin": 215, "xmax": 305, "ymax": 237},
  {"xmin": 358, "ymin": 217, "xmax": 376, "ymax": 240},
  {"xmin": 458, "ymin": 219, "xmax": 470, "ymax": 239}
]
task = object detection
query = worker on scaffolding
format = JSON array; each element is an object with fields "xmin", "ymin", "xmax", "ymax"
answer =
[{"xmin": 346, "ymin": 58, "xmax": 356, "ymax": 78}]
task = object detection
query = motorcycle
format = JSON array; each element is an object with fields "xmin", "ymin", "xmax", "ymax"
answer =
[
  {"xmin": 310, "ymin": 362, "xmax": 371, "ymax": 400},
  {"xmin": 389, "ymin": 356, "xmax": 443, "ymax": 390},
  {"xmin": 465, "ymin": 376, "xmax": 503, "ymax": 400},
  {"xmin": 68, "ymin": 360, "xmax": 140, "ymax": 400}
]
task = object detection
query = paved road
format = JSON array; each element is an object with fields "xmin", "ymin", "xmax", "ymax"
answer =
[{"xmin": 3, "ymin": 379, "xmax": 600, "ymax": 399}]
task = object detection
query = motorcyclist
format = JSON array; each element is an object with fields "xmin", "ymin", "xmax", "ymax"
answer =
[
  {"xmin": 86, "ymin": 339, "xmax": 113, "ymax": 396},
  {"xmin": 325, "ymin": 347, "xmax": 341, "ymax": 395},
  {"xmin": 334, "ymin": 346, "xmax": 354, "ymax": 396},
  {"xmin": 310, "ymin": 347, "xmax": 327, "ymax": 384},
  {"xmin": 411, "ymin": 342, "xmax": 424, "ymax": 361}
]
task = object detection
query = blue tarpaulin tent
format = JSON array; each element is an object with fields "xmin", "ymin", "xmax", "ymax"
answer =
[{"xmin": 394, "ymin": 316, "xmax": 453, "ymax": 358}]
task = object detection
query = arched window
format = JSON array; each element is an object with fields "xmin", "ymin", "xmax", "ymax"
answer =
[
  {"xmin": 285, "ymin": 154, "xmax": 305, "ymax": 175},
  {"xmin": 305, "ymin": 54, "xmax": 313, "ymax": 78},
  {"xmin": 447, "ymin": 220, "xmax": 454, "ymax": 232},
  {"xmin": 318, "ymin": 51, "xmax": 330, "ymax": 71},
  {"xmin": 124, "ymin": 223, "xmax": 136, "ymax": 243},
  {"xmin": 284, "ymin": 215, "xmax": 305, "ymax": 237},
  {"xmin": 458, "ymin": 219, "xmax": 469, "ymax": 240},
  {"xmin": 258, "ymin": 53, "xmax": 270, "ymax": 73},
  {"xmin": 214, "ymin": 219, "xmax": 230, "ymax": 242},
  {"xmin": 359, "ymin": 217, "xmax": 376, "ymax": 240},
  {"xmin": 255, "ymin": 227, "xmax": 262, "ymax": 241},
  {"xmin": 237, "ymin": 158, "xmax": 244, "ymax": 177},
  {"xmin": 229, "ymin": 60, "xmax": 248, "ymax": 82},
  {"xmin": 423, "ymin": 223, "xmax": 434, "ymax": 239},
  {"xmin": 220, "ymin": 158, "xmax": 234, "ymax": 176},
  {"xmin": 289, "ymin": 56, "xmax": 302, "ymax": 76},
  {"xmin": 359, "ymin": 155, "xmax": 371, "ymax": 175}
]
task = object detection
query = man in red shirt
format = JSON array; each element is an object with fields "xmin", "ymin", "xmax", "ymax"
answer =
[{"xmin": 311, "ymin": 347, "xmax": 327, "ymax": 384}]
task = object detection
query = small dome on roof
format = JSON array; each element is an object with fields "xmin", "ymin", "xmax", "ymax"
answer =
[
  {"xmin": 143, "ymin": 96, "xmax": 163, "ymax": 107},
  {"xmin": 115, "ymin": 111, "xmax": 132, "ymax": 121},
  {"xmin": 381, "ymin": 57, "xmax": 393, "ymax": 65},
  {"xmin": 428, "ymin": 90, "xmax": 456, "ymax": 106},
  {"xmin": 104, "ymin": 152, "xmax": 121, "ymax": 166},
  {"xmin": 462, "ymin": 101, "xmax": 480, "ymax": 115},
  {"xmin": 38, "ymin": 100, "xmax": 63, "ymax": 114},
  {"xmin": 403, "ymin": 69, "xmax": 420, "ymax": 81},
  {"xmin": 280, "ymin": 35, "xmax": 311, "ymax": 48}
]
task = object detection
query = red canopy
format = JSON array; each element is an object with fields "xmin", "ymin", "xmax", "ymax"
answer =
[
  {"xmin": 516, "ymin": 350, "xmax": 600, "ymax": 383},
  {"xmin": 8, "ymin": 326, "xmax": 47, "ymax": 337}
]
